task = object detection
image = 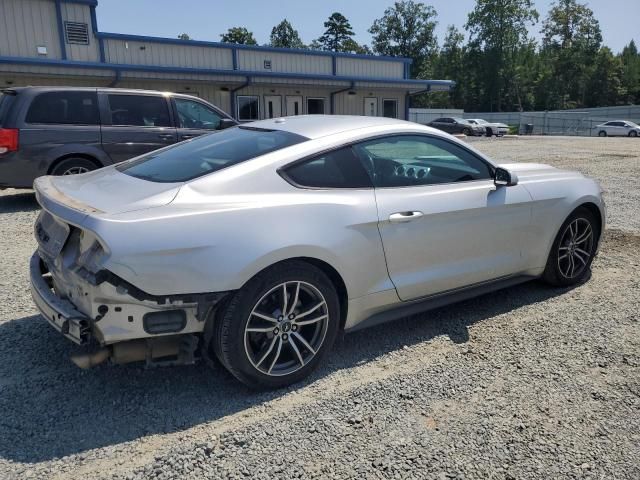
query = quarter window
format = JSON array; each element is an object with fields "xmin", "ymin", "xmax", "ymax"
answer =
[
  {"xmin": 283, "ymin": 147, "xmax": 372, "ymax": 189},
  {"xmin": 237, "ymin": 95, "xmax": 260, "ymax": 121},
  {"xmin": 175, "ymin": 98, "xmax": 222, "ymax": 130},
  {"xmin": 353, "ymin": 135, "xmax": 492, "ymax": 188},
  {"xmin": 107, "ymin": 94, "xmax": 171, "ymax": 127},
  {"xmin": 25, "ymin": 91, "xmax": 99, "ymax": 125}
]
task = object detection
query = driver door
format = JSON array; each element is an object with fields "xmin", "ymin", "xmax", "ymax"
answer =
[
  {"xmin": 355, "ymin": 135, "xmax": 533, "ymax": 301},
  {"xmin": 173, "ymin": 97, "xmax": 225, "ymax": 142}
]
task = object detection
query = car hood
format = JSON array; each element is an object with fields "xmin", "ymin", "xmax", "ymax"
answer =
[
  {"xmin": 34, "ymin": 166, "xmax": 182, "ymax": 215},
  {"xmin": 498, "ymin": 162, "xmax": 583, "ymax": 180}
]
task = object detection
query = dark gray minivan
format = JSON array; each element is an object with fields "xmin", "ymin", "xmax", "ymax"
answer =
[{"xmin": 0, "ymin": 87, "xmax": 236, "ymax": 189}]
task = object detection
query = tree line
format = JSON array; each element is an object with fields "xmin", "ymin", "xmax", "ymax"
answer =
[{"xmin": 180, "ymin": 0, "xmax": 640, "ymax": 113}]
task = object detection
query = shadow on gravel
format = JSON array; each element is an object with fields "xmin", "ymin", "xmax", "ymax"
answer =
[
  {"xmin": 0, "ymin": 191, "xmax": 38, "ymax": 214},
  {"xmin": 0, "ymin": 280, "xmax": 566, "ymax": 463}
]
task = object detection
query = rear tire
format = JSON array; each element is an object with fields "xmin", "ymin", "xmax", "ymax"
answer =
[
  {"xmin": 209, "ymin": 261, "xmax": 340, "ymax": 389},
  {"xmin": 542, "ymin": 207, "xmax": 599, "ymax": 287},
  {"xmin": 598, "ymin": 131, "xmax": 607, "ymax": 137},
  {"xmin": 51, "ymin": 157, "xmax": 98, "ymax": 176}
]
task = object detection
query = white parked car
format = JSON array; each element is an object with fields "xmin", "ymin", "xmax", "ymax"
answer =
[
  {"xmin": 467, "ymin": 118, "xmax": 509, "ymax": 137},
  {"xmin": 594, "ymin": 120, "xmax": 640, "ymax": 137},
  {"xmin": 30, "ymin": 116, "xmax": 605, "ymax": 388}
]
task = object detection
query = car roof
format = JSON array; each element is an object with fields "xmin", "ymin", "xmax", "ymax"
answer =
[{"xmin": 246, "ymin": 115, "xmax": 428, "ymax": 140}]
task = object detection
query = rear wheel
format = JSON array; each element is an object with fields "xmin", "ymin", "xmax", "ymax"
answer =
[
  {"xmin": 51, "ymin": 157, "xmax": 98, "ymax": 176},
  {"xmin": 598, "ymin": 130, "xmax": 607, "ymax": 137},
  {"xmin": 209, "ymin": 261, "xmax": 340, "ymax": 389},
  {"xmin": 542, "ymin": 207, "xmax": 599, "ymax": 287}
]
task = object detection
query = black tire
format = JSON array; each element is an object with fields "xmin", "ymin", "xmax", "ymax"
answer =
[
  {"xmin": 462, "ymin": 128, "xmax": 471, "ymax": 136},
  {"xmin": 51, "ymin": 157, "xmax": 99, "ymax": 176},
  {"xmin": 542, "ymin": 207, "xmax": 599, "ymax": 287},
  {"xmin": 598, "ymin": 130, "xmax": 607, "ymax": 137},
  {"xmin": 485, "ymin": 128, "xmax": 493, "ymax": 137},
  {"xmin": 629, "ymin": 131, "xmax": 638, "ymax": 137},
  {"xmin": 209, "ymin": 261, "xmax": 340, "ymax": 389}
]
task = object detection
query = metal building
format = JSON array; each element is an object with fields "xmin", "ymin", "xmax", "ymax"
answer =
[{"xmin": 0, "ymin": 0, "xmax": 453, "ymax": 120}]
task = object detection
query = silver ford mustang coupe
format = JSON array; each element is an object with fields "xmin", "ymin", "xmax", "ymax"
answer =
[{"xmin": 30, "ymin": 115, "xmax": 605, "ymax": 388}]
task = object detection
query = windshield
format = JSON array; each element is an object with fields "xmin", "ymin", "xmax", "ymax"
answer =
[
  {"xmin": 452, "ymin": 117, "xmax": 470, "ymax": 124},
  {"xmin": 118, "ymin": 126, "xmax": 308, "ymax": 183}
]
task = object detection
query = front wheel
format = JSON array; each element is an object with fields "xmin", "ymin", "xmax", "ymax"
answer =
[
  {"xmin": 209, "ymin": 261, "xmax": 340, "ymax": 389},
  {"xmin": 462, "ymin": 128, "xmax": 471, "ymax": 136},
  {"xmin": 629, "ymin": 131, "xmax": 638, "ymax": 137},
  {"xmin": 598, "ymin": 130, "xmax": 607, "ymax": 137},
  {"xmin": 542, "ymin": 207, "xmax": 599, "ymax": 287}
]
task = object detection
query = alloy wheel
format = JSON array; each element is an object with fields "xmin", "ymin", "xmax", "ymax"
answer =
[
  {"xmin": 244, "ymin": 281, "xmax": 329, "ymax": 377},
  {"xmin": 62, "ymin": 166, "xmax": 90, "ymax": 175},
  {"xmin": 557, "ymin": 217, "xmax": 594, "ymax": 279}
]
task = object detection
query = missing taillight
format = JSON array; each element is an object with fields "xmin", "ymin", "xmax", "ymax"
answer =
[{"xmin": 0, "ymin": 128, "xmax": 19, "ymax": 154}]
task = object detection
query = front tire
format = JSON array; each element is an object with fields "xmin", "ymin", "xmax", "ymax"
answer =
[
  {"xmin": 462, "ymin": 128, "xmax": 471, "ymax": 136},
  {"xmin": 485, "ymin": 128, "xmax": 493, "ymax": 137},
  {"xmin": 542, "ymin": 207, "xmax": 599, "ymax": 287},
  {"xmin": 210, "ymin": 261, "xmax": 340, "ymax": 389},
  {"xmin": 598, "ymin": 131, "xmax": 607, "ymax": 137},
  {"xmin": 629, "ymin": 131, "xmax": 638, "ymax": 137}
]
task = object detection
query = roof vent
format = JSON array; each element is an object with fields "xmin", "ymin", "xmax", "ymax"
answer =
[{"xmin": 64, "ymin": 22, "xmax": 89, "ymax": 45}]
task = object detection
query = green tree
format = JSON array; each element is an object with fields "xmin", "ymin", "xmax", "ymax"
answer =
[
  {"xmin": 269, "ymin": 19, "xmax": 305, "ymax": 49},
  {"xmin": 316, "ymin": 12, "xmax": 356, "ymax": 52},
  {"xmin": 586, "ymin": 47, "xmax": 623, "ymax": 107},
  {"xmin": 220, "ymin": 27, "xmax": 258, "ymax": 45},
  {"xmin": 177, "ymin": 33, "xmax": 191, "ymax": 40},
  {"xmin": 431, "ymin": 25, "xmax": 466, "ymax": 108},
  {"xmin": 465, "ymin": 0, "xmax": 539, "ymax": 111},
  {"xmin": 342, "ymin": 38, "xmax": 372, "ymax": 55},
  {"xmin": 620, "ymin": 40, "xmax": 640, "ymax": 104},
  {"xmin": 369, "ymin": 1, "xmax": 438, "ymax": 77},
  {"xmin": 541, "ymin": 0, "xmax": 602, "ymax": 108}
]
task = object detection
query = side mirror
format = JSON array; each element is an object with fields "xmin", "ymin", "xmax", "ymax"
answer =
[
  {"xmin": 494, "ymin": 167, "xmax": 518, "ymax": 187},
  {"xmin": 218, "ymin": 118, "xmax": 237, "ymax": 130}
]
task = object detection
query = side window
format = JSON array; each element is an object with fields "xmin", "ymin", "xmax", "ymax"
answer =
[
  {"xmin": 175, "ymin": 98, "xmax": 222, "ymax": 130},
  {"xmin": 354, "ymin": 135, "xmax": 493, "ymax": 188},
  {"xmin": 282, "ymin": 147, "xmax": 372, "ymax": 189},
  {"xmin": 107, "ymin": 94, "xmax": 171, "ymax": 127},
  {"xmin": 25, "ymin": 91, "xmax": 99, "ymax": 125}
]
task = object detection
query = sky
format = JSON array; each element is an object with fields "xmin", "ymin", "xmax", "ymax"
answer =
[{"xmin": 96, "ymin": 0, "xmax": 639, "ymax": 54}]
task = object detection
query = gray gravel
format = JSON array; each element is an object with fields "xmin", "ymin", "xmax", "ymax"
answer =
[{"xmin": 0, "ymin": 136, "xmax": 638, "ymax": 480}]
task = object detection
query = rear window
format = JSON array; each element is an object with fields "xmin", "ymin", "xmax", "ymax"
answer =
[
  {"xmin": 118, "ymin": 126, "xmax": 308, "ymax": 183},
  {"xmin": 25, "ymin": 91, "xmax": 99, "ymax": 125}
]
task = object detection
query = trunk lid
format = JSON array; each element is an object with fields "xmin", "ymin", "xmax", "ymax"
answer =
[{"xmin": 36, "ymin": 166, "xmax": 182, "ymax": 216}]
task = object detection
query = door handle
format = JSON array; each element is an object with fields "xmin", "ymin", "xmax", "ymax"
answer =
[
  {"xmin": 158, "ymin": 133, "xmax": 174, "ymax": 141},
  {"xmin": 389, "ymin": 211, "xmax": 424, "ymax": 223},
  {"xmin": 180, "ymin": 134, "xmax": 198, "ymax": 140}
]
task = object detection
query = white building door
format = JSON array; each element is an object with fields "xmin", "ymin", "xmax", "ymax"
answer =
[
  {"xmin": 364, "ymin": 97, "xmax": 378, "ymax": 116},
  {"xmin": 264, "ymin": 96, "xmax": 282, "ymax": 119},
  {"xmin": 286, "ymin": 95, "xmax": 303, "ymax": 116}
]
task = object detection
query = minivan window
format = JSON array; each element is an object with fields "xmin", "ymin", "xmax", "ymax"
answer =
[
  {"xmin": 0, "ymin": 92, "xmax": 16, "ymax": 126},
  {"xmin": 118, "ymin": 126, "xmax": 308, "ymax": 183},
  {"xmin": 25, "ymin": 91, "xmax": 99, "ymax": 125},
  {"xmin": 107, "ymin": 94, "xmax": 171, "ymax": 127}
]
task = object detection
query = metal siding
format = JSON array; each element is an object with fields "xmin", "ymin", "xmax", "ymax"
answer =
[
  {"xmin": 103, "ymin": 38, "xmax": 233, "ymax": 69},
  {"xmin": 333, "ymin": 90, "xmax": 405, "ymax": 117},
  {"xmin": 0, "ymin": 0, "xmax": 62, "ymax": 59},
  {"xmin": 336, "ymin": 58, "xmax": 404, "ymax": 79},
  {"xmin": 237, "ymin": 51, "xmax": 332, "ymax": 75},
  {"xmin": 60, "ymin": 2, "xmax": 100, "ymax": 62}
]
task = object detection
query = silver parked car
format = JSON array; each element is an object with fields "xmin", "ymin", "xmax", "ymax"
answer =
[
  {"xmin": 594, "ymin": 120, "xmax": 640, "ymax": 137},
  {"xmin": 30, "ymin": 115, "xmax": 605, "ymax": 388},
  {"xmin": 466, "ymin": 118, "xmax": 509, "ymax": 137}
]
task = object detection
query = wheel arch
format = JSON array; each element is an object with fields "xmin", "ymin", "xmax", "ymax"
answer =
[{"xmin": 47, "ymin": 153, "xmax": 103, "ymax": 175}]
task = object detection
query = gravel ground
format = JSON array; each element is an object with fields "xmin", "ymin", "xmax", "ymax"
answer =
[{"xmin": 0, "ymin": 136, "xmax": 638, "ymax": 480}]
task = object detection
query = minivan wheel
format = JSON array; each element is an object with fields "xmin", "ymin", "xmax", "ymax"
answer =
[
  {"xmin": 210, "ymin": 261, "xmax": 340, "ymax": 389},
  {"xmin": 542, "ymin": 207, "xmax": 599, "ymax": 287},
  {"xmin": 51, "ymin": 157, "xmax": 98, "ymax": 176}
]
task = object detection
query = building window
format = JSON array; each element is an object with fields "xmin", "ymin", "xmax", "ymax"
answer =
[
  {"xmin": 263, "ymin": 60, "xmax": 272, "ymax": 69},
  {"xmin": 64, "ymin": 21, "xmax": 89, "ymax": 45},
  {"xmin": 237, "ymin": 95, "xmax": 260, "ymax": 121},
  {"xmin": 307, "ymin": 98, "xmax": 325, "ymax": 115},
  {"xmin": 382, "ymin": 99, "xmax": 398, "ymax": 119}
]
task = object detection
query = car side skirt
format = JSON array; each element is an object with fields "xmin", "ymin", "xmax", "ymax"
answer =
[{"xmin": 345, "ymin": 274, "xmax": 536, "ymax": 333}]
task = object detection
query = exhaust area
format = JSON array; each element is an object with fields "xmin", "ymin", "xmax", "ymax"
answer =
[{"xmin": 70, "ymin": 336, "xmax": 193, "ymax": 369}]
